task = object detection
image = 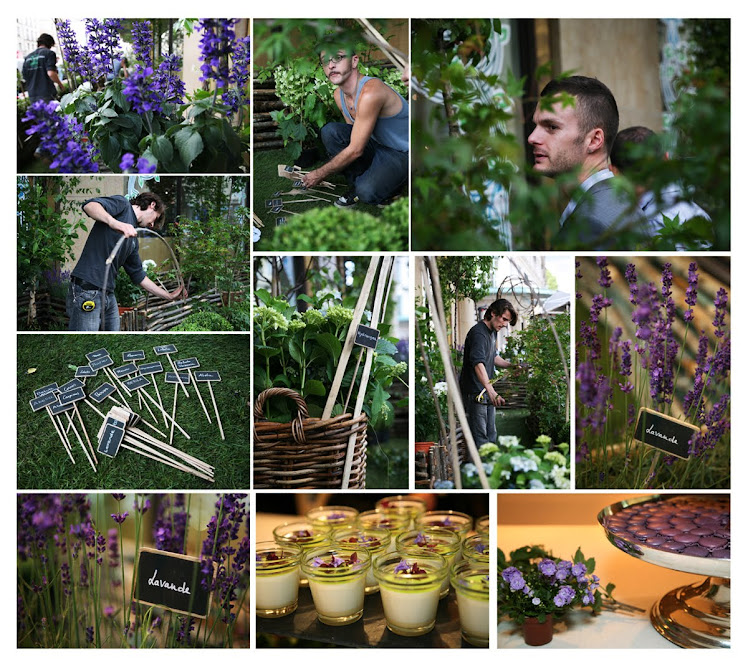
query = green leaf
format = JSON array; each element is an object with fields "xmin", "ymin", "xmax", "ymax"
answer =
[
  {"xmin": 315, "ymin": 332, "xmax": 342, "ymax": 364},
  {"xmin": 173, "ymin": 127, "xmax": 204, "ymax": 167},
  {"xmin": 254, "ymin": 345, "xmax": 280, "ymax": 359},
  {"xmin": 287, "ymin": 336, "xmax": 303, "ymax": 364},
  {"xmin": 151, "ymin": 135, "xmax": 174, "ymax": 164},
  {"xmin": 304, "ymin": 379, "xmax": 326, "ymax": 397}
]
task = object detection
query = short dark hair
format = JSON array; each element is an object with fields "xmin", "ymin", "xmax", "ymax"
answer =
[
  {"xmin": 540, "ymin": 75, "xmax": 619, "ymax": 156},
  {"xmin": 484, "ymin": 299, "xmax": 517, "ymax": 326},
  {"xmin": 37, "ymin": 33, "xmax": 55, "ymax": 49},
  {"xmin": 132, "ymin": 191, "xmax": 166, "ymax": 223},
  {"xmin": 610, "ymin": 125, "xmax": 662, "ymax": 172}
]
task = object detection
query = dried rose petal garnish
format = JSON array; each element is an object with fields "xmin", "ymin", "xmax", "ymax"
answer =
[
  {"xmin": 311, "ymin": 552, "xmax": 359, "ymax": 569},
  {"xmin": 394, "ymin": 559, "xmax": 427, "ymax": 575},
  {"xmin": 288, "ymin": 529, "xmax": 312, "ymax": 542}
]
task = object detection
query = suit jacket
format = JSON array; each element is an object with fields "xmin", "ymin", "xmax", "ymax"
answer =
[{"xmin": 556, "ymin": 178, "xmax": 649, "ymax": 250}]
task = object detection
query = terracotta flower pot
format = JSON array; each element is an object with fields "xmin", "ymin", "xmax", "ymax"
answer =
[
  {"xmin": 522, "ymin": 615, "xmax": 553, "ymax": 646},
  {"xmin": 414, "ymin": 442, "xmax": 436, "ymax": 454}
]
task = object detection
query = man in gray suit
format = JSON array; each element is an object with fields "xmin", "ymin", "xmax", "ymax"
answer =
[{"xmin": 528, "ymin": 76, "xmax": 648, "ymax": 249}]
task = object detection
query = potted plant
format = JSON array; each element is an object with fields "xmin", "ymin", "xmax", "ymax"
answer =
[{"xmin": 498, "ymin": 545, "xmax": 617, "ymax": 646}]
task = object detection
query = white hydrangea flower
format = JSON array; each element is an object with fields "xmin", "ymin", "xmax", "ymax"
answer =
[
  {"xmin": 529, "ymin": 479, "xmax": 546, "ymax": 489},
  {"xmin": 510, "ymin": 456, "xmax": 538, "ymax": 472},
  {"xmin": 498, "ymin": 435, "xmax": 520, "ymax": 448}
]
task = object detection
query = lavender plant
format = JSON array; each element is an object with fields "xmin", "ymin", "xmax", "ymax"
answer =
[
  {"xmin": 27, "ymin": 18, "xmax": 250, "ymax": 173},
  {"xmin": 576, "ymin": 257, "xmax": 730, "ymax": 489},
  {"xmin": 17, "ymin": 493, "xmax": 250, "ymax": 648}
]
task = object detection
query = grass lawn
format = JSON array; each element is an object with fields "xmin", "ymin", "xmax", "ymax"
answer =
[
  {"xmin": 253, "ymin": 148, "xmax": 385, "ymax": 247},
  {"xmin": 18, "ymin": 333, "xmax": 249, "ymax": 490}
]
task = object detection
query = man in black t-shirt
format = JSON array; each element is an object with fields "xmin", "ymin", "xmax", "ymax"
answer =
[
  {"xmin": 458, "ymin": 299, "xmax": 517, "ymax": 445},
  {"xmin": 22, "ymin": 34, "xmax": 62, "ymax": 103},
  {"xmin": 67, "ymin": 192, "xmax": 187, "ymax": 331}
]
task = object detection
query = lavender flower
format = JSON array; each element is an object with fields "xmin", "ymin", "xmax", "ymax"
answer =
[
  {"xmin": 223, "ymin": 35, "xmax": 250, "ymax": 117},
  {"xmin": 684, "ymin": 262, "xmax": 699, "ymax": 322},
  {"xmin": 55, "ymin": 20, "xmax": 92, "ymax": 83},
  {"xmin": 153, "ymin": 54, "xmax": 186, "ymax": 106},
  {"xmin": 110, "ymin": 512, "xmax": 128, "ymax": 524},
  {"xmin": 596, "ymin": 256, "xmax": 612, "ymax": 288},
  {"xmin": 86, "ymin": 19, "xmax": 122, "ymax": 81},
  {"xmin": 122, "ymin": 65, "xmax": 163, "ymax": 115},
  {"xmin": 153, "ymin": 494, "xmax": 189, "ymax": 553},
  {"xmin": 712, "ymin": 288, "xmax": 728, "ymax": 339}
]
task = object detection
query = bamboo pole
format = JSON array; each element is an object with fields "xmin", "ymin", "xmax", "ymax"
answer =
[
  {"xmin": 188, "ymin": 369, "xmax": 212, "ymax": 424},
  {"xmin": 46, "ymin": 406, "xmax": 75, "ymax": 464},
  {"xmin": 206, "ymin": 381, "xmax": 224, "ymax": 440}
]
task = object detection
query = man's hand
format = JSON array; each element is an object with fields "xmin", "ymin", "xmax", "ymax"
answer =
[
  {"xmin": 170, "ymin": 285, "xmax": 188, "ymax": 301},
  {"xmin": 486, "ymin": 385, "xmax": 506, "ymax": 407},
  {"xmin": 300, "ymin": 170, "xmax": 323, "ymax": 188},
  {"xmin": 113, "ymin": 220, "xmax": 137, "ymax": 238}
]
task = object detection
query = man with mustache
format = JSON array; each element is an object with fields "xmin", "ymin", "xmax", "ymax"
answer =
[
  {"xmin": 300, "ymin": 49, "xmax": 409, "ymax": 208},
  {"xmin": 527, "ymin": 75, "xmax": 648, "ymax": 249}
]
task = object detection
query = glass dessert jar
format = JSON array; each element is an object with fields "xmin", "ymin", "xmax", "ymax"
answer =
[
  {"xmin": 301, "ymin": 547, "xmax": 370, "ymax": 626},
  {"xmin": 255, "ymin": 541, "xmax": 302, "ymax": 617},
  {"xmin": 375, "ymin": 495, "xmax": 428, "ymax": 528},
  {"xmin": 305, "ymin": 505, "xmax": 359, "ymax": 530},
  {"xmin": 332, "ymin": 527, "xmax": 391, "ymax": 593},
  {"xmin": 373, "ymin": 552, "xmax": 448, "ymax": 637},
  {"xmin": 475, "ymin": 514, "xmax": 491, "ymax": 537},
  {"xmin": 462, "ymin": 534, "xmax": 489, "ymax": 564},
  {"xmin": 396, "ymin": 528, "xmax": 460, "ymax": 599},
  {"xmin": 451, "ymin": 560, "xmax": 490, "ymax": 647},
  {"xmin": 356, "ymin": 510, "xmax": 410, "ymax": 553},
  {"xmin": 415, "ymin": 510, "xmax": 473, "ymax": 543},
  {"xmin": 273, "ymin": 521, "xmax": 331, "ymax": 586}
]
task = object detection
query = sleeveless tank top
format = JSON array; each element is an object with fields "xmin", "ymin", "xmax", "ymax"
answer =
[{"xmin": 339, "ymin": 75, "xmax": 409, "ymax": 153}]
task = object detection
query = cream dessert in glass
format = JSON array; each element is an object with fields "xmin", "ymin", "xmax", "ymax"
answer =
[
  {"xmin": 396, "ymin": 528, "xmax": 460, "ymax": 599},
  {"xmin": 415, "ymin": 510, "xmax": 473, "ymax": 542},
  {"xmin": 475, "ymin": 514, "xmax": 491, "ymax": 537},
  {"xmin": 273, "ymin": 520, "xmax": 331, "ymax": 586},
  {"xmin": 462, "ymin": 534, "xmax": 489, "ymax": 564},
  {"xmin": 356, "ymin": 510, "xmax": 410, "ymax": 553},
  {"xmin": 451, "ymin": 560, "xmax": 489, "ymax": 647},
  {"xmin": 332, "ymin": 526, "xmax": 390, "ymax": 593},
  {"xmin": 301, "ymin": 547, "xmax": 370, "ymax": 626},
  {"xmin": 375, "ymin": 496, "xmax": 428, "ymax": 528},
  {"xmin": 305, "ymin": 505, "xmax": 359, "ymax": 530},
  {"xmin": 374, "ymin": 553, "xmax": 448, "ymax": 636},
  {"xmin": 255, "ymin": 541, "xmax": 302, "ymax": 617}
]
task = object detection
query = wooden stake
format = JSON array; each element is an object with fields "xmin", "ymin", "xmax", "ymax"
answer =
[
  {"xmin": 322, "ymin": 257, "xmax": 379, "ymax": 420},
  {"xmin": 139, "ymin": 387, "xmax": 190, "ymax": 439},
  {"xmin": 165, "ymin": 354, "xmax": 189, "ymax": 398},
  {"xmin": 188, "ymin": 369, "xmax": 212, "ymax": 424},
  {"xmin": 103, "ymin": 367, "xmax": 132, "ymax": 409},
  {"xmin": 169, "ymin": 381, "xmax": 178, "ymax": 445},
  {"xmin": 206, "ymin": 381, "xmax": 224, "ymax": 440},
  {"xmin": 64, "ymin": 411, "xmax": 97, "ymax": 472},
  {"xmin": 46, "ymin": 406, "xmax": 75, "ymax": 464},
  {"xmin": 73, "ymin": 402, "xmax": 98, "ymax": 466}
]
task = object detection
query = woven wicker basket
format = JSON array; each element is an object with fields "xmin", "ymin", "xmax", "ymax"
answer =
[{"xmin": 253, "ymin": 387, "xmax": 368, "ymax": 489}]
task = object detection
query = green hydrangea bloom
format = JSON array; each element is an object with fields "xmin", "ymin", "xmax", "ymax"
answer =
[
  {"xmin": 327, "ymin": 304, "xmax": 354, "ymax": 329},
  {"xmin": 303, "ymin": 308, "xmax": 326, "ymax": 327},
  {"xmin": 288, "ymin": 318, "xmax": 307, "ymax": 332},
  {"xmin": 479, "ymin": 443, "xmax": 500, "ymax": 457},
  {"xmin": 543, "ymin": 451, "xmax": 566, "ymax": 466},
  {"xmin": 536, "ymin": 434, "xmax": 552, "ymax": 446},
  {"xmin": 254, "ymin": 305, "xmax": 289, "ymax": 331}
]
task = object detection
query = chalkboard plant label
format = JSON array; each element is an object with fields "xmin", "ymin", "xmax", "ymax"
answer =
[
  {"xmin": 165, "ymin": 372, "xmax": 191, "ymax": 384},
  {"xmin": 50, "ymin": 400, "xmax": 75, "ymax": 416},
  {"xmin": 634, "ymin": 408, "xmax": 701, "ymax": 460},
  {"xmin": 90, "ymin": 382, "xmax": 117, "ymax": 403},
  {"xmin": 355, "ymin": 325, "xmax": 380, "ymax": 350},
  {"xmin": 123, "ymin": 375, "xmax": 151, "ymax": 392},
  {"xmin": 30, "ymin": 392, "xmax": 59, "ymax": 411},
  {"xmin": 135, "ymin": 548, "xmax": 214, "ymax": 618},
  {"xmin": 276, "ymin": 217, "xmax": 287, "ymax": 226},
  {"xmin": 76, "ymin": 365, "xmax": 97, "ymax": 378},
  {"xmin": 86, "ymin": 348, "xmax": 109, "ymax": 361},
  {"xmin": 123, "ymin": 350, "xmax": 146, "ymax": 361},
  {"xmin": 154, "ymin": 344, "xmax": 178, "ymax": 355},
  {"xmin": 34, "ymin": 382, "xmax": 59, "ymax": 398},
  {"xmin": 98, "ymin": 421, "xmax": 125, "ymax": 457},
  {"xmin": 58, "ymin": 387, "xmax": 86, "ymax": 406},
  {"xmin": 139, "ymin": 362, "xmax": 164, "ymax": 375},
  {"xmin": 89, "ymin": 355, "xmax": 114, "ymax": 370},
  {"xmin": 175, "ymin": 357, "xmax": 200, "ymax": 370},
  {"xmin": 194, "ymin": 371, "xmax": 221, "ymax": 382},
  {"xmin": 113, "ymin": 363, "xmax": 138, "ymax": 378},
  {"xmin": 58, "ymin": 378, "xmax": 84, "ymax": 393}
]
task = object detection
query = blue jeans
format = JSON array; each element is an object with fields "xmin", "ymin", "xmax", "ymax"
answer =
[
  {"xmin": 67, "ymin": 281, "xmax": 121, "ymax": 331},
  {"xmin": 320, "ymin": 122, "xmax": 408, "ymax": 204},
  {"xmin": 462, "ymin": 393, "xmax": 496, "ymax": 446}
]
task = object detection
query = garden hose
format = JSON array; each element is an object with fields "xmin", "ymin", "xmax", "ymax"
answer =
[{"xmin": 98, "ymin": 228, "xmax": 185, "ymax": 332}]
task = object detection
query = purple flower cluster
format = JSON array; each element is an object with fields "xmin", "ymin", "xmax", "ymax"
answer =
[
  {"xmin": 196, "ymin": 19, "xmax": 238, "ymax": 89},
  {"xmin": 85, "ymin": 19, "xmax": 122, "ymax": 81},
  {"xmin": 199, "ymin": 494, "xmax": 249, "ymax": 624},
  {"xmin": 153, "ymin": 54, "xmax": 186, "ymax": 106},
  {"xmin": 131, "ymin": 20, "xmax": 154, "ymax": 68},
  {"xmin": 153, "ymin": 494, "xmax": 190, "ymax": 554},
  {"xmin": 119, "ymin": 153, "xmax": 156, "ymax": 174},
  {"xmin": 122, "ymin": 65, "xmax": 163, "ymax": 115},
  {"xmin": 55, "ymin": 20, "xmax": 93, "ymax": 82},
  {"xmin": 222, "ymin": 35, "xmax": 251, "ymax": 117},
  {"xmin": 684, "ymin": 262, "xmax": 699, "ymax": 322},
  {"xmin": 23, "ymin": 101, "xmax": 99, "ymax": 173}
]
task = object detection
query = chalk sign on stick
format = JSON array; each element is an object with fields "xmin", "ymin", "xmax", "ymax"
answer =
[
  {"xmin": 34, "ymin": 382, "xmax": 59, "ymax": 398},
  {"xmin": 113, "ymin": 363, "xmax": 138, "ymax": 378},
  {"xmin": 59, "ymin": 387, "xmax": 86, "ymax": 406},
  {"xmin": 354, "ymin": 325, "xmax": 380, "ymax": 350},
  {"xmin": 194, "ymin": 371, "xmax": 221, "ymax": 383},
  {"xmin": 76, "ymin": 366, "xmax": 97, "ymax": 378},
  {"xmin": 154, "ymin": 344, "xmax": 178, "ymax": 355},
  {"xmin": 90, "ymin": 383, "xmax": 117, "ymax": 403},
  {"xmin": 139, "ymin": 362, "xmax": 164, "ymax": 375},
  {"xmin": 89, "ymin": 355, "xmax": 114, "ymax": 371},
  {"xmin": 50, "ymin": 401, "xmax": 75, "ymax": 416},
  {"xmin": 165, "ymin": 372, "xmax": 191, "ymax": 385},
  {"xmin": 86, "ymin": 348, "xmax": 109, "ymax": 361},
  {"xmin": 175, "ymin": 357, "xmax": 200, "ymax": 370},
  {"xmin": 633, "ymin": 407, "xmax": 701, "ymax": 460},
  {"xmin": 98, "ymin": 419, "xmax": 126, "ymax": 458},
  {"xmin": 135, "ymin": 548, "xmax": 214, "ymax": 618},
  {"xmin": 59, "ymin": 378, "xmax": 84, "ymax": 393},
  {"xmin": 123, "ymin": 375, "xmax": 151, "ymax": 392},
  {"xmin": 123, "ymin": 350, "xmax": 146, "ymax": 361}
]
